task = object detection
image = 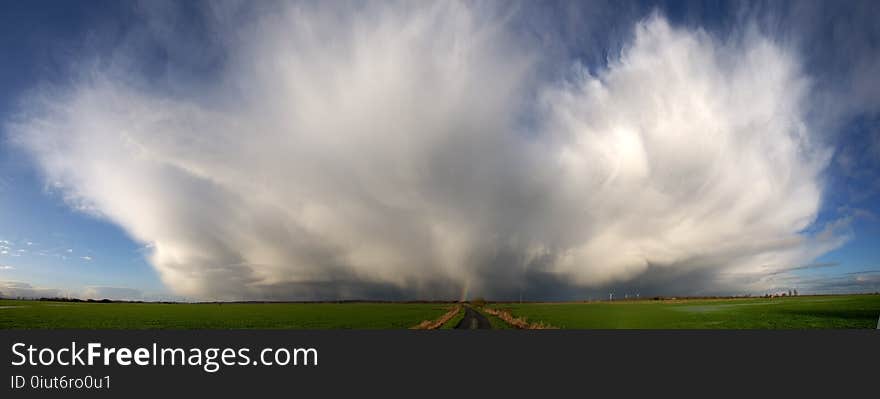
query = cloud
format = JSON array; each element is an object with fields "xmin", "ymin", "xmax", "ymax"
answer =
[
  {"xmin": 0, "ymin": 281, "xmax": 155, "ymax": 301},
  {"xmin": 82, "ymin": 286, "xmax": 143, "ymax": 301},
  {"xmin": 535, "ymin": 14, "xmax": 839, "ymax": 290},
  {"xmin": 763, "ymin": 262, "xmax": 839, "ymax": 276},
  {"xmin": 0, "ymin": 281, "xmax": 60, "ymax": 299},
  {"xmin": 791, "ymin": 270, "xmax": 880, "ymax": 294},
  {"xmin": 0, "ymin": 265, "xmax": 14, "ymax": 270},
  {"xmin": 80, "ymin": 256, "xmax": 92, "ymax": 261},
  {"xmin": 7, "ymin": 4, "xmax": 848, "ymax": 299}
]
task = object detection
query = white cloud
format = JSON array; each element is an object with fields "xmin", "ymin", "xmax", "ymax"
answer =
[
  {"xmin": 7, "ymin": 5, "xmax": 844, "ymax": 299},
  {"xmin": 81, "ymin": 256, "xmax": 92, "ymax": 261},
  {"xmin": 536, "ymin": 15, "xmax": 839, "ymax": 291},
  {"xmin": 0, "ymin": 281, "xmax": 59, "ymax": 298},
  {"xmin": 0, "ymin": 265, "xmax": 14, "ymax": 270}
]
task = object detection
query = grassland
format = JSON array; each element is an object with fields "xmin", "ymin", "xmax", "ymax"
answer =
[
  {"xmin": 0, "ymin": 300, "xmax": 453, "ymax": 329},
  {"xmin": 441, "ymin": 306, "xmax": 466, "ymax": 329},
  {"xmin": 481, "ymin": 309, "xmax": 514, "ymax": 329},
  {"xmin": 2, "ymin": 294, "xmax": 879, "ymax": 329},
  {"xmin": 488, "ymin": 294, "xmax": 880, "ymax": 329}
]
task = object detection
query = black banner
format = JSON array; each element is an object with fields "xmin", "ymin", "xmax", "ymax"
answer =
[{"xmin": 1, "ymin": 330, "xmax": 877, "ymax": 397}]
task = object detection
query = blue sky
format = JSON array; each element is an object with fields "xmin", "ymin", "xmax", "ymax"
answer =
[
  {"xmin": 1, "ymin": 1, "xmax": 879, "ymax": 300},
  {"xmin": 0, "ymin": 1, "xmax": 169, "ymax": 299}
]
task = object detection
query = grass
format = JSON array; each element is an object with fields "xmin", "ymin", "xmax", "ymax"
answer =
[
  {"xmin": 440, "ymin": 305, "xmax": 466, "ymax": 329},
  {"xmin": 488, "ymin": 294, "xmax": 880, "ymax": 329},
  {"xmin": 3, "ymin": 294, "xmax": 878, "ymax": 329},
  {"xmin": 0, "ymin": 300, "xmax": 453, "ymax": 329},
  {"xmin": 480, "ymin": 309, "xmax": 514, "ymax": 329}
]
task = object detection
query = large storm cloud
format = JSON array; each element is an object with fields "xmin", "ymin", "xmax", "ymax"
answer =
[{"xmin": 7, "ymin": 2, "xmax": 848, "ymax": 300}]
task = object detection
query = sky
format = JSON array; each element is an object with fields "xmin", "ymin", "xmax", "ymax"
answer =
[{"xmin": 1, "ymin": 0, "xmax": 879, "ymax": 301}]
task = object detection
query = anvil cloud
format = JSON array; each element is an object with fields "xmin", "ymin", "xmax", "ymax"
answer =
[{"xmin": 8, "ymin": 3, "xmax": 845, "ymax": 300}]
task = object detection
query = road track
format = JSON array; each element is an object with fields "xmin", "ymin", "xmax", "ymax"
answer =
[{"xmin": 455, "ymin": 306, "xmax": 491, "ymax": 329}]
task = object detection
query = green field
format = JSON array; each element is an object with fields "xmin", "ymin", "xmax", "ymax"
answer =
[
  {"xmin": 489, "ymin": 294, "xmax": 880, "ymax": 329},
  {"xmin": 2, "ymin": 294, "xmax": 879, "ymax": 329},
  {"xmin": 441, "ymin": 306, "xmax": 466, "ymax": 329},
  {"xmin": 0, "ymin": 300, "xmax": 452, "ymax": 329},
  {"xmin": 482, "ymin": 311, "xmax": 514, "ymax": 329}
]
